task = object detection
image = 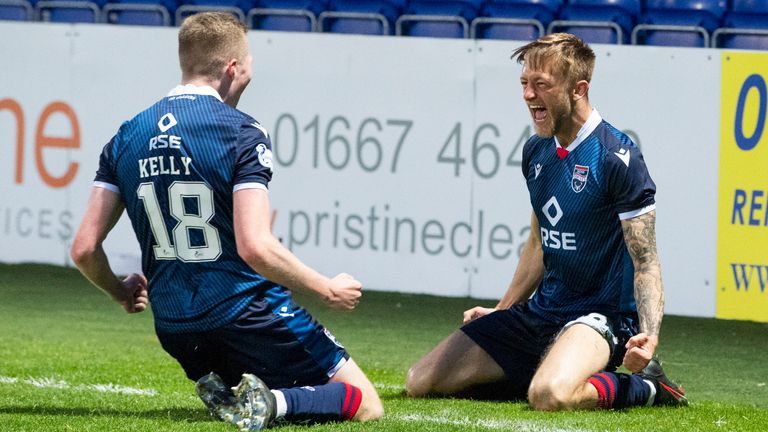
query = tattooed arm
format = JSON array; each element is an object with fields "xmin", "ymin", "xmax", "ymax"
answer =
[{"xmin": 620, "ymin": 209, "xmax": 664, "ymax": 372}]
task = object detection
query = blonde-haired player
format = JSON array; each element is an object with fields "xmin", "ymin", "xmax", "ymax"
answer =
[{"xmin": 71, "ymin": 12, "xmax": 382, "ymax": 430}]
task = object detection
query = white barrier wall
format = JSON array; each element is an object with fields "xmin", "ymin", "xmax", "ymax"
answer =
[{"xmin": 0, "ymin": 22, "xmax": 720, "ymax": 318}]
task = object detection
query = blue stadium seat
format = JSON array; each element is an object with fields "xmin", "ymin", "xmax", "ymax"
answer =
[
  {"xmin": 176, "ymin": 0, "xmax": 249, "ymax": 25},
  {"xmin": 713, "ymin": 0, "xmax": 768, "ymax": 49},
  {"xmin": 397, "ymin": 0, "xmax": 481, "ymax": 39},
  {"xmin": 248, "ymin": 0, "xmax": 324, "ymax": 32},
  {"xmin": 319, "ymin": 0, "xmax": 401, "ymax": 35},
  {"xmin": 548, "ymin": 0, "xmax": 640, "ymax": 44},
  {"xmin": 103, "ymin": 0, "xmax": 173, "ymax": 25},
  {"xmin": 632, "ymin": 0, "xmax": 726, "ymax": 47},
  {"xmin": 36, "ymin": 0, "xmax": 101, "ymax": 22},
  {"xmin": 0, "ymin": 0, "xmax": 33, "ymax": 21},
  {"xmin": 472, "ymin": 0, "xmax": 561, "ymax": 41}
]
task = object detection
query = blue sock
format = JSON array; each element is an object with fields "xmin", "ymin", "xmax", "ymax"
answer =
[
  {"xmin": 588, "ymin": 372, "xmax": 651, "ymax": 409},
  {"xmin": 276, "ymin": 382, "xmax": 361, "ymax": 423}
]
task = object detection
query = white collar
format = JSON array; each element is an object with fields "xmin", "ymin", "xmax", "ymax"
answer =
[
  {"xmin": 554, "ymin": 108, "xmax": 602, "ymax": 153},
  {"xmin": 167, "ymin": 84, "xmax": 223, "ymax": 102}
]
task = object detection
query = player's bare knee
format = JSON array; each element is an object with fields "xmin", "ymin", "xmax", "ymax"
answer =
[
  {"xmin": 404, "ymin": 366, "xmax": 424, "ymax": 396},
  {"xmin": 528, "ymin": 380, "xmax": 573, "ymax": 411},
  {"xmin": 354, "ymin": 396, "xmax": 384, "ymax": 422},
  {"xmin": 405, "ymin": 365, "xmax": 433, "ymax": 397},
  {"xmin": 528, "ymin": 387, "xmax": 562, "ymax": 411}
]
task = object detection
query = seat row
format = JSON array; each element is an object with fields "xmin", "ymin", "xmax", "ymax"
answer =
[{"xmin": 1, "ymin": 0, "xmax": 767, "ymax": 50}]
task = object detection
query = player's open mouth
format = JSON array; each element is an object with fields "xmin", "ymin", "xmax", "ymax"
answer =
[{"xmin": 529, "ymin": 105, "xmax": 547, "ymax": 123}]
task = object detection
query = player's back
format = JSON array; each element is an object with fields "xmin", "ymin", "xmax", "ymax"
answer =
[{"xmin": 97, "ymin": 86, "xmax": 275, "ymax": 333}]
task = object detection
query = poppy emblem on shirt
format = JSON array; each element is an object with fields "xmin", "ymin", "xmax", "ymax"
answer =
[
  {"xmin": 324, "ymin": 328, "xmax": 345, "ymax": 349},
  {"xmin": 256, "ymin": 143, "xmax": 274, "ymax": 172},
  {"xmin": 571, "ymin": 164, "xmax": 589, "ymax": 193}
]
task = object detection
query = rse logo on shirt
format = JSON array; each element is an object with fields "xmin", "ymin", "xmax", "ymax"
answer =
[{"xmin": 540, "ymin": 196, "xmax": 577, "ymax": 251}]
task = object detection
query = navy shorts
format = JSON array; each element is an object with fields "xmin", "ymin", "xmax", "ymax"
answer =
[
  {"xmin": 156, "ymin": 286, "xmax": 349, "ymax": 389},
  {"xmin": 461, "ymin": 303, "xmax": 637, "ymax": 399}
]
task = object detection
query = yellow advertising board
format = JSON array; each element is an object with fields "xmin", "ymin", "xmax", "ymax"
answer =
[{"xmin": 718, "ymin": 52, "xmax": 768, "ymax": 322}]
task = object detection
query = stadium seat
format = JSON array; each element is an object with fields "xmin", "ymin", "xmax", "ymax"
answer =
[
  {"xmin": 36, "ymin": 0, "xmax": 101, "ymax": 23},
  {"xmin": 548, "ymin": 0, "xmax": 641, "ymax": 44},
  {"xmin": 176, "ymin": 0, "xmax": 249, "ymax": 25},
  {"xmin": 103, "ymin": 0, "xmax": 173, "ymax": 25},
  {"xmin": 0, "ymin": 0, "xmax": 33, "ymax": 21},
  {"xmin": 319, "ymin": 0, "xmax": 402, "ymax": 35},
  {"xmin": 471, "ymin": 0, "xmax": 561, "ymax": 41},
  {"xmin": 397, "ymin": 0, "xmax": 481, "ymax": 39},
  {"xmin": 632, "ymin": 0, "xmax": 726, "ymax": 47},
  {"xmin": 712, "ymin": 0, "xmax": 768, "ymax": 49},
  {"xmin": 248, "ymin": 0, "xmax": 324, "ymax": 32}
]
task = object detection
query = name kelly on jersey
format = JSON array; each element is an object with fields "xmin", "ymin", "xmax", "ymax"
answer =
[{"xmin": 139, "ymin": 133, "xmax": 193, "ymax": 178}]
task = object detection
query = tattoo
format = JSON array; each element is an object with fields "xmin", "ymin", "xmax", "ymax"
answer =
[{"xmin": 621, "ymin": 211, "xmax": 664, "ymax": 337}]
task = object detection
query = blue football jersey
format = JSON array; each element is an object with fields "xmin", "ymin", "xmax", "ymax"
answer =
[
  {"xmin": 521, "ymin": 110, "xmax": 656, "ymax": 322},
  {"xmin": 94, "ymin": 85, "xmax": 276, "ymax": 333}
]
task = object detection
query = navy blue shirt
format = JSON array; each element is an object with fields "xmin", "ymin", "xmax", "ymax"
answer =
[
  {"xmin": 94, "ymin": 85, "xmax": 276, "ymax": 333},
  {"xmin": 521, "ymin": 110, "xmax": 656, "ymax": 322}
]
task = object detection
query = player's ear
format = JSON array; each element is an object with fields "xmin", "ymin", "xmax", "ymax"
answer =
[
  {"xmin": 225, "ymin": 58, "xmax": 238, "ymax": 80},
  {"xmin": 572, "ymin": 80, "xmax": 589, "ymax": 101}
]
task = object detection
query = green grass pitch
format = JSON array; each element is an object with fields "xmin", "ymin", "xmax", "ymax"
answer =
[{"xmin": 0, "ymin": 263, "xmax": 766, "ymax": 431}]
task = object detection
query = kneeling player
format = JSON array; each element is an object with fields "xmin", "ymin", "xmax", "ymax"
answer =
[
  {"xmin": 405, "ymin": 33, "xmax": 687, "ymax": 411},
  {"xmin": 71, "ymin": 12, "xmax": 382, "ymax": 431}
]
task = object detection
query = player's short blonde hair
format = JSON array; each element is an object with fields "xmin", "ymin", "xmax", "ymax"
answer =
[
  {"xmin": 178, "ymin": 12, "xmax": 248, "ymax": 80},
  {"xmin": 511, "ymin": 33, "xmax": 596, "ymax": 87}
]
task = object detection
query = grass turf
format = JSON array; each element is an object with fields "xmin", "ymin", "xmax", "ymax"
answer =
[{"xmin": 0, "ymin": 263, "xmax": 766, "ymax": 431}]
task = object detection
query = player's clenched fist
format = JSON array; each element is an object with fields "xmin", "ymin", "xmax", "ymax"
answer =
[
  {"xmin": 622, "ymin": 333, "xmax": 658, "ymax": 373},
  {"xmin": 116, "ymin": 273, "xmax": 149, "ymax": 314},
  {"xmin": 324, "ymin": 273, "xmax": 363, "ymax": 310}
]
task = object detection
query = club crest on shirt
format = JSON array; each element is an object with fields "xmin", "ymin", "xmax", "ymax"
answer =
[{"xmin": 571, "ymin": 164, "xmax": 589, "ymax": 193}]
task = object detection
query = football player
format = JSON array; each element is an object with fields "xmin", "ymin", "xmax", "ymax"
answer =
[
  {"xmin": 71, "ymin": 12, "xmax": 382, "ymax": 430},
  {"xmin": 406, "ymin": 33, "xmax": 687, "ymax": 411}
]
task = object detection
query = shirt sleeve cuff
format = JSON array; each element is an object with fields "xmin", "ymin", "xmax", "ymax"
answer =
[
  {"xmin": 94, "ymin": 181, "xmax": 120, "ymax": 194},
  {"xmin": 233, "ymin": 182, "xmax": 268, "ymax": 193},
  {"xmin": 618, "ymin": 204, "xmax": 656, "ymax": 220}
]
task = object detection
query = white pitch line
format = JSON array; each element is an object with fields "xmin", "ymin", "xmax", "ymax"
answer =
[
  {"xmin": 394, "ymin": 413, "xmax": 589, "ymax": 432},
  {"xmin": 18, "ymin": 376, "xmax": 70, "ymax": 390},
  {"xmin": 374, "ymin": 383, "xmax": 404, "ymax": 391},
  {"xmin": 85, "ymin": 383, "xmax": 158, "ymax": 396},
  {"xmin": 0, "ymin": 375, "xmax": 157, "ymax": 396},
  {"xmin": 25, "ymin": 377, "xmax": 68, "ymax": 389},
  {"xmin": 2, "ymin": 375, "xmax": 590, "ymax": 431}
]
